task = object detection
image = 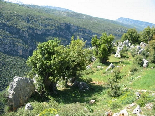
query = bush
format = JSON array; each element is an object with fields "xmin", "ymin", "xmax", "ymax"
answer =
[
  {"xmin": 133, "ymin": 55, "xmax": 143, "ymax": 67},
  {"xmin": 136, "ymin": 92, "xmax": 153, "ymax": 107},
  {"xmin": 130, "ymin": 65, "xmax": 139, "ymax": 73},
  {"xmin": 39, "ymin": 108, "xmax": 58, "ymax": 116},
  {"xmin": 120, "ymin": 46, "xmax": 128, "ymax": 58},
  {"xmin": 108, "ymin": 68, "xmax": 122, "ymax": 97}
]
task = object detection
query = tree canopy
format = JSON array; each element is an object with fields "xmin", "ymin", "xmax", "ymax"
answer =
[
  {"xmin": 121, "ymin": 28, "xmax": 140, "ymax": 44},
  {"xmin": 91, "ymin": 33, "xmax": 114, "ymax": 64},
  {"xmin": 27, "ymin": 37, "xmax": 89, "ymax": 93}
]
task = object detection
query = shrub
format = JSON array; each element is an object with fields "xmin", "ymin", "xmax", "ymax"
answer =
[
  {"xmin": 108, "ymin": 68, "xmax": 122, "ymax": 97},
  {"xmin": 130, "ymin": 65, "xmax": 139, "ymax": 73},
  {"xmin": 120, "ymin": 46, "xmax": 128, "ymax": 58},
  {"xmin": 130, "ymin": 48, "xmax": 137, "ymax": 57},
  {"xmin": 39, "ymin": 108, "xmax": 58, "ymax": 116},
  {"xmin": 136, "ymin": 92, "xmax": 153, "ymax": 107},
  {"xmin": 118, "ymin": 91, "xmax": 136, "ymax": 105},
  {"xmin": 133, "ymin": 55, "xmax": 143, "ymax": 67},
  {"xmin": 108, "ymin": 99, "xmax": 122, "ymax": 109}
]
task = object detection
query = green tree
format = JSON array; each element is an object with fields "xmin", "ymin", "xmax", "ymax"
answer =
[
  {"xmin": 121, "ymin": 28, "xmax": 140, "ymax": 44},
  {"xmin": 140, "ymin": 26, "xmax": 155, "ymax": 43},
  {"xmin": 91, "ymin": 33, "xmax": 114, "ymax": 64},
  {"xmin": 27, "ymin": 37, "xmax": 89, "ymax": 93},
  {"xmin": 27, "ymin": 38, "xmax": 68, "ymax": 93},
  {"xmin": 66, "ymin": 36, "xmax": 90, "ymax": 82}
]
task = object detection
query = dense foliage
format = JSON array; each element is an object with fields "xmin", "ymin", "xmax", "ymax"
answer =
[
  {"xmin": 91, "ymin": 33, "xmax": 114, "ymax": 63},
  {"xmin": 27, "ymin": 38, "xmax": 90, "ymax": 94},
  {"xmin": 122, "ymin": 27, "xmax": 155, "ymax": 44},
  {"xmin": 0, "ymin": 52, "xmax": 30, "ymax": 91},
  {"xmin": 121, "ymin": 29, "xmax": 140, "ymax": 44}
]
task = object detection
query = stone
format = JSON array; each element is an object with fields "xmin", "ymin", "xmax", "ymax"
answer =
[
  {"xmin": 118, "ymin": 109, "xmax": 128, "ymax": 116},
  {"xmin": 132, "ymin": 105, "xmax": 142, "ymax": 115},
  {"xmin": 140, "ymin": 42, "xmax": 147, "ymax": 48},
  {"xmin": 89, "ymin": 100, "xmax": 95, "ymax": 104},
  {"xmin": 72, "ymin": 81, "xmax": 89, "ymax": 91},
  {"xmin": 143, "ymin": 59, "xmax": 149, "ymax": 68},
  {"xmin": 135, "ymin": 92, "xmax": 141, "ymax": 99},
  {"xmin": 106, "ymin": 63, "xmax": 115, "ymax": 71},
  {"xmin": 8, "ymin": 76, "xmax": 35, "ymax": 111},
  {"xmin": 25, "ymin": 103, "xmax": 33, "ymax": 110},
  {"xmin": 145, "ymin": 103, "xmax": 153, "ymax": 110},
  {"xmin": 97, "ymin": 66, "xmax": 102, "ymax": 69},
  {"xmin": 91, "ymin": 56, "xmax": 96, "ymax": 62},
  {"xmin": 127, "ymin": 103, "xmax": 136, "ymax": 109},
  {"xmin": 78, "ymin": 82, "xmax": 89, "ymax": 91},
  {"xmin": 105, "ymin": 111, "xmax": 112, "ymax": 116},
  {"xmin": 113, "ymin": 113, "xmax": 119, "ymax": 116}
]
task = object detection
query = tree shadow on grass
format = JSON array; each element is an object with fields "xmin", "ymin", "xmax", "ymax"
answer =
[{"xmin": 51, "ymin": 83, "xmax": 107, "ymax": 104}]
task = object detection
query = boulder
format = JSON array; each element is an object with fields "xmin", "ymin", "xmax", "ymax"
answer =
[
  {"xmin": 8, "ymin": 76, "xmax": 35, "ymax": 111},
  {"xmin": 118, "ymin": 109, "xmax": 128, "ymax": 116},
  {"xmin": 132, "ymin": 105, "xmax": 142, "ymax": 115},
  {"xmin": 72, "ymin": 81, "xmax": 89, "ymax": 91},
  {"xmin": 143, "ymin": 59, "xmax": 149, "ymax": 68},
  {"xmin": 25, "ymin": 103, "xmax": 33, "ymax": 110}
]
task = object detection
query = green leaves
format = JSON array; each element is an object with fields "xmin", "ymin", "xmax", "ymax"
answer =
[
  {"xmin": 91, "ymin": 33, "xmax": 114, "ymax": 64},
  {"xmin": 27, "ymin": 37, "xmax": 89, "ymax": 92},
  {"xmin": 121, "ymin": 28, "xmax": 140, "ymax": 44}
]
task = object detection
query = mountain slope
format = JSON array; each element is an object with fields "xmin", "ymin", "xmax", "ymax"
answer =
[
  {"xmin": 116, "ymin": 17, "xmax": 155, "ymax": 31},
  {"xmin": 0, "ymin": 1, "xmax": 128, "ymax": 58}
]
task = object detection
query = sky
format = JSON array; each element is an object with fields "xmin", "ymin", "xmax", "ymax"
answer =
[{"xmin": 4, "ymin": 0, "xmax": 155, "ymax": 24}]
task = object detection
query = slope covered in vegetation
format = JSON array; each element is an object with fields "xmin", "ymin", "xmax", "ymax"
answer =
[{"xmin": 0, "ymin": 0, "xmax": 128, "ymax": 58}]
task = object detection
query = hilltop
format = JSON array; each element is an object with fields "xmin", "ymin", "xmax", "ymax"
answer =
[{"xmin": 117, "ymin": 17, "xmax": 155, "ymax": 31}]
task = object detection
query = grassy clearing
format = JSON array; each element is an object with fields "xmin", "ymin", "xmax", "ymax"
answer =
[{"xmin": 131, "ymin": 69, "xmax": 155, "ymax": 91}]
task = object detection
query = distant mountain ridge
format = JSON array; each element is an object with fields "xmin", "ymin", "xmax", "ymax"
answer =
[{"xmin": 116, "ymin": 17, "xmax": 155, "ymax": 31}]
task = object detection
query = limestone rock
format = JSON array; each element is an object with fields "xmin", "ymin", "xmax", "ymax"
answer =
[
  {"xmin": 119, "ymin": 109, "xmax": 128, "ymax": 116},
  {"xmin": 133, "ymin": 105, "xmax": 142, "ymax": 115},
  {"xmin": 106, "ymin": 63, "xmax": 115, "ymax": 71},
  {"xmin": 135, "ymin": 92, "xmax": 141, "ymax": 99},
  {"xmin": 25, "ymin": 103, "xmax": 33, "ymax": 110},
  {"xmin": 89, "ymin": 100, "xmax": 95, "ymax": 104},
  {"xmin": 8, "ymin": 76, "xmax": 35, "ymax": 111},
  {"xmin": 143, "ymin": 59, "xmax": 149, "ymax": 68}
]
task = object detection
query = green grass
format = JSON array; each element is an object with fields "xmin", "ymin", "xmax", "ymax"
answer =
[{"xmin": 131, "ymin": 69, "xmax": 155, "ymax": 91}]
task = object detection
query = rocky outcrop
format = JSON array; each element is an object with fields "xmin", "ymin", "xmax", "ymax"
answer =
[{"xmin": 8, "ymin": 76, "xmax": 35, "ymax": 111}]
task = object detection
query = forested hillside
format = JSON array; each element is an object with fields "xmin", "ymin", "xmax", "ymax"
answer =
[
  {"xmin": 0, "ymin": 0, "xmax": 128, "ymax": 58},
  {"xmin": 0, "ymin": 52, "xmax": 30, "ymax": 91}
]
